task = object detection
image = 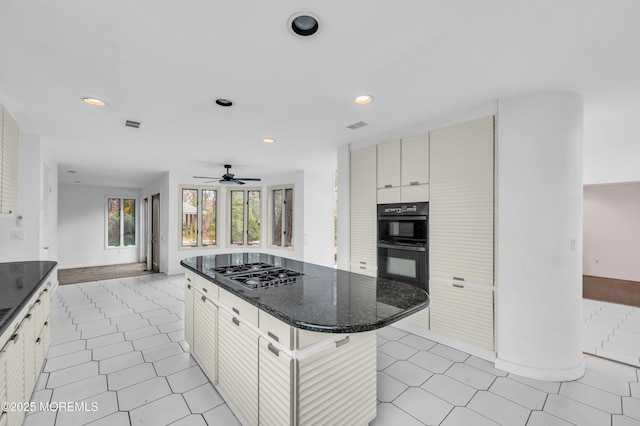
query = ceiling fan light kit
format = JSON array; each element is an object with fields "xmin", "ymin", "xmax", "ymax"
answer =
[{"xmin": 193, "ymin": 164, "xmax": 261, "ymax": 185}]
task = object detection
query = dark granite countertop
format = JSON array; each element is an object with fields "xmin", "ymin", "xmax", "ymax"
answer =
[
  {"xmin": 180, "ymin": 253, "xmax": 428, "ymax": 333},
  {"xmin": 0, "ymin": 261, "xmax": 57, "ymax": 337}
]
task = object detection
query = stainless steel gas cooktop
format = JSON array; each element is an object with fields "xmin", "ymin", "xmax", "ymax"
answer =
[{"xmin": 211, "ymin": 262, "xmax": 305, "ymax": 289}]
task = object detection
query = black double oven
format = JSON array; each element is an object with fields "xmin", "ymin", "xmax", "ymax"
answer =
[{"xmin": 377, "ymin": 202, "xmax": 429, "ymax": 292}]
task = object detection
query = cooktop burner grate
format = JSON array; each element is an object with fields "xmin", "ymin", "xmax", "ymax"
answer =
[
  {"xmin": 211, "ymin": 262, "xmax": 275, "ymax": 275},
  {"xmin": 229, "ymin": 268, "xmax": 305, "ymax": 289}
]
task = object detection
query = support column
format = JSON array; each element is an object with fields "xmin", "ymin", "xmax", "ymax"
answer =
[{"xmin": 495, "ymin": 91, "xmax": 584, "ymax": 381}]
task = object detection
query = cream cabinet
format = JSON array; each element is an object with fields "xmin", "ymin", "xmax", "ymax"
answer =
[
  {"xmin": 258, "ymin": 336, "xmax": 293, "ymax": 425},
  {"xmin": 429, "ymin": 116, "xmax": 495, "ymax": 286},
  {"xmin": 376, "ymin": 133, "xmax": 430, "ymax": 204},
  {"xmin": 193, "ymin": 293, "xmax": 218, "ymax": 384},
  {"xmin": 218, "ymin": 308, "xmax": 259, "ymax": 426},
  {"xmin": 429, "ymin": 279, "xmax": 495, "ymax": 350},
  {"xmin": 350, "ymin": 146, "xmax": 378, "ymax": 276},
  {"xmin": 0, "ymin": 103, "xmax": 19, "ymax": 214},
  {"xmin": 0, "ymin": 277, "xmax": 51, "ymax": 426},
  {"xmin": 184, "ymin": 275, "xmax": 195, "ymax": 349}
]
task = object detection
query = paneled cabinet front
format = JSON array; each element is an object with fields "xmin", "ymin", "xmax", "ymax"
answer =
[
  {"xmin": 350, "ymin": 146, "xmax": 377, "ymax": 276},
  {"xmin": 193, "ymin": 294, "xmax": 218, "ymax": 384}
]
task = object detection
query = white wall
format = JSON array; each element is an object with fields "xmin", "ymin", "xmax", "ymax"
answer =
[
  {"xmin": 0, "ymin": 133, "xmax": 58, "ymax": 263},
  {"xmin": 57, "ymin": 184, "xmax": 142, "ymax": 268},
  {"xmin": 302, "ymin": 170, "xmax": 335, "ymax": 267},
  {"xmin": 583, "ymin": 182, "xmax": 640, "ymax": 281}
]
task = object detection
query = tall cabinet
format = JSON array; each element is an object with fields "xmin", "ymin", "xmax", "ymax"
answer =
[
  {"xmin": 349, "ymin": 146, "xmax": 377, "ymax": 277},
  {"xmin": 429, "ymin": 116, "xmax": 496, "ymax": 351},
  {"xmin": 0, "ymin": 103, "xmax": 19, "ymax": 214}
]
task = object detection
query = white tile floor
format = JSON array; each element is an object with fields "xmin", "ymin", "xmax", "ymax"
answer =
[{"xmin": 24, "ymin": 274, "xmax": 640, "ymax": 426}]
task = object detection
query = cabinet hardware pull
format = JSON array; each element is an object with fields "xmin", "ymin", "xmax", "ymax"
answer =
[
  {"xmin": 268, "ymin": 343, "xmax": 280, "ymax": 357},
  {"xmin": 36, "ymin": 337, "xmax": 41, "ymax": 343},
  {"xmin": 359, "ymin": 261, "xmax": 366, "ymax": 265},
  {"xmin": 232, "ymin": 307, "xmax": 240, "ymax": 315},
  {"xmin": 453, "ymin": 277, "xmax": 465, "ymax": 281},
  {"xmin": 11, "ymin": 333, "xmax": 19, "ymax": 343},
  {"xmin": 336, "ymin": 336, "xmax": 350, "ymax": 348},
  {"xmin": 267, "ymin": 331, "xmax": 279, "ymax": 342},
  {"xmin": 410, "ymin": 181, "xmax": 419, "ymax": 185},
  {"xmin": 43, "ymin": 288, "xmax": 48, "ymax": 293},
  {"xmin": 187, "ymin": 277, "xmax": 192, "ymax": 282},
  {"xmin": 232, "ymin": 317, "xmax": 240, "ymax": 327},
  {"xmin": 36, "ymin": 299, "xmax": 41, "ymax": 304},
  {"xmin": 202, "ymin": 288, "xmax": 208, "ymax": 293},
  {"xmin": 25, "ymin": 313, "xmax": 31, "ymax": 319},
  {"xmin": 44, "ymin": 321, "xmax": 48, "ymax": 327},
  {"xmin": 187, "ymin": 284, "xmax": 191, "ymax": 290},
  {"xmin": 201, "ymin": 295, "xmax": 207, "ymax": 302},
  {"xmin": 360, "ymin": 266, "xmax": 366, "ymax": 270},
  {"xmin": 453, "ymin": 283, "xmax": 465, "ymax": 289},
  {"xmin": 384, "ymin": 184, "xmax": 393, "ymax": 188}
]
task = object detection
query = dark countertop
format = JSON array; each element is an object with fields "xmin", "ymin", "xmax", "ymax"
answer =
[
  {"xmin": 0, "ymin": 261, "xmax": 57, "ymax": 337},
  {"xmin": 180, "ymin": 253, "xmax": 428, "ymax": 333}
]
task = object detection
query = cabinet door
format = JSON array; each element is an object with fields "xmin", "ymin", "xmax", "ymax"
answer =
[
  {"xmin": 258, "ymin": 337, "xmax": 293, "ymax": 425},
  {"xmin": 218, "ymin": 309, "xmax": 259, "ymax": 426},
  {"xmin": 401, "ymin": 133, "xmax": 429, "ymax": 185},
  {"xmin": 1, "ymin": 106, "xmax": 19, "ymax": 214},
  {"xmin": 0, "ymin": 349, "xmax": 6, "ymax": 425},
  {"xmin": 21, "ymin": 313, "xmax": 36, "ymax": 397},
  {"xmin": 377, "ymin": 139, "xmax": 401, "ymax": 188},
  {"xmin": 193, "ymin": 294, "xmax": 217, "ymax": 384},
  {"xmin": 377, "ymin": 187, "xmax": 401, "ymax": 204},
  {"xmin": 184, "ymin": 281, "xmax": 195, "ymax": 349},
  {"xmin": 429, "ymin": 116, "xmax": 495, "ymax": 285},
  {"xmin": 350, "ymin": 146, "xmax": 377, "ymax": 266},
  {"xmin": 4, "ymin": 328, "xmax": 24, "ymax": 426},
  {"xmin": 429, "ymin": 279, "xmax": 494, "ymax": 350}
]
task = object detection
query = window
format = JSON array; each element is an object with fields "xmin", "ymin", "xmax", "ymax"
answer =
[
  {"xmin": 107, "ymin": 197, "xmax": 136, "ymax": 247},
  {"xmin": 229, "ymin": 188, "xmax": 261, "ymax": 245},
  {"xmin": 181, "ymin": 186, "xmax": 217, "ymax": 247},
  {"xmin": 271, "ymin": 186, "xmax": 293, "ymax": 247}
]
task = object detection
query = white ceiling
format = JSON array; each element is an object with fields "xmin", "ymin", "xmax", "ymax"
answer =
[{"xmin": 0, "ymin": 0, "xmax": 638, "ymax": 187}]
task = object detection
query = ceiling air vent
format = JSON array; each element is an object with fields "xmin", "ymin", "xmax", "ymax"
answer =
[
  {"xmin": 346, "ymin": 121, "xmax": 368, "ymax": 130},
  {"xmin": 124, "ymin": 120, "xmax": 141, "ymax": 129}
]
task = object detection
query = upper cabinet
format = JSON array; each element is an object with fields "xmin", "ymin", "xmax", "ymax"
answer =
[
  {"xmin": 377, "ymin": 133, "xmax": 429, "ymax": 204},
  {"xmin": 350, "ymin": 146, "xmax": 377, "ymax": 275},
  {"xmin": 0, "ymin": 104, "xmax": 19, "ymax": 214}
]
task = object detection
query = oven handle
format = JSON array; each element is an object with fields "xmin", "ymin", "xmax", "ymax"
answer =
[{"xmin": 378, "ymin": 243, "xmax": 427, "ymax": 252}]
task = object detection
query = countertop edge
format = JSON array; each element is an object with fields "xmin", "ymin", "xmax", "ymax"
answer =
[
  {"xmin": 0, "ymin": 261, "xmax": 57, "ymax": 338},
  {"xmin": 181, "ymin": 260, "xmax": 429, "ymax": 334}
]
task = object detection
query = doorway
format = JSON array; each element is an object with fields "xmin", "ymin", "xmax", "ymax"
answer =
[{"xmin": 151, "ymin": 193, "xmax": 160, "ymax": 273}]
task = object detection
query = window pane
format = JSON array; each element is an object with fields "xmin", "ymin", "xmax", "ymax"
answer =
[
  {"xmin": 272, "ymin": 189, "xmax": 282, "ymax": 246},
  {"xmin": 202, "ymin": 190, "xmax": 217, "ymax": 246},
  {"xmin": 230, "ymin": 190, "xmax": 245, "ymax": 244},
  {"xmin": 284, "ymin": 188, "xmax": 293, "ymax": 247},
  {"xmin": 182, "ymin": 189, "xmax": 198, "ymax": 247},
  {"xmin": 123, "ymin": 199, "xmax": 136, "ymax": 246},
  {"xmin": 108, "ymin": 198, "xmax": 121, "ymax": 247},
  {"xmin": 247, "ymin": 190, "xmax": 261, "ymax": 245}
]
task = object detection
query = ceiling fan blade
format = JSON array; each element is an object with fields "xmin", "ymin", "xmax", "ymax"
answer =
[
  {"xmin": 193, "ymin": 176, "xmax": 218, "ymax": 179},
  {"xmin": 235, "ymin": 177, "xmax": 261, "ymax": 181},
  {"xmin": 236, "ymin": 180, "xmax": 246, "ymax": 185}
]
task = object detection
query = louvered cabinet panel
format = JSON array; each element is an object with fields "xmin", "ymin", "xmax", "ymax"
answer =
[
  {"xmin": 429, "ymin": 116, "xmax": 495, "ymax": 285},
  {"xmin": 377, "ymin": 139, "xmax": 401, "ymax": 188},
  {"xmin": 193, "ymin": 294, "xmax": 217, "ymax": 384},
  {"xmin": 297, "ymin": 332, "xmax": 376, "ymax": 426},
  {"xmin": 21, "ymin": 313, "xmax": 37, "ymax": 397},
  {"xmin": 218, "ymin": 309, "xmax": 258, "ymax": 426},
  {"xmin": 350, "ymin": 146, "xmax": 378, "ymax": 266},
  {"xmin": 429, "ymin": 280, "xmax": 494, "ymax": 350},
  {"xmin": 1, "ymin": 105, "xmax": 19, "ymax": 214},
  {"xmin": 4, "ymin": 328, "xmax": 24, "ymax": 426},
  {"xmin": 35, "ymin": 321, "xmax": 48, "ymax": 376},
  {"xmin": 401, "ymin": 133, "xmax": 429, "ymax": 185},
  {"xmin": 259, "ymin": 337, "xmax": 293, "ymax": 425},
  {"xmin": 184, "ymin": 281, "xmax": 195, "ymax": 349},
  {"xmin": 398, "ymin": 306, "xmax": 430, "ymax": 330}
]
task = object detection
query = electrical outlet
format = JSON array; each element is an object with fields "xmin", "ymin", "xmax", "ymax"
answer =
[{"xmin": 10, "ymin": 231, "xmax": 24, "ymax": 241}]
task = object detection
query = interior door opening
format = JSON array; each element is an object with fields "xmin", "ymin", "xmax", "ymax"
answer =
[{"xmin": 151, "ymin": 193, "xmax": 160, "ymax": 273}]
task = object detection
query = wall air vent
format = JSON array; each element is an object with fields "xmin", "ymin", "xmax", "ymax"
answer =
[
  {"xmin": 125, "ymin": 120, "xmax": 141, "ymax": 129},
  {"xmin": 346, "ymin": 121, "xmax": 368, "ymax": 130}
]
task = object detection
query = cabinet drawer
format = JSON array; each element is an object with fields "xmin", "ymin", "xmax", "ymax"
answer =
[
  {"xmin": 401, "ymin": 184, "xmax": 429, "ymax": 203},
  {"xmin": 377, "ymin": 187, "xmax": 401, "ymax": 204},
  {"xmin": 219, "ymin": 288, "xmax": 258, "ymax": 325},
  {"xmin": 259, "ymin": 311, "xmax": 293, "ymax": 350},
  {"xmin": 194, "ymin": 274, "xmax": 218, "ymax": 300}
]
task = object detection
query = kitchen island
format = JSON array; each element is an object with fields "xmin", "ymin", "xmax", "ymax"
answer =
[{"xmin": 181, "ymin": 253, "xmax": 428, "ymax": 426}]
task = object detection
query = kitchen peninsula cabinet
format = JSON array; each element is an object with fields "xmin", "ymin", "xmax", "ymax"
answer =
[
  {"xmin": 0, "ymin": 261, "xmax": 55, "ymax": 426},
  {"xmin": 429, "ymin": 116, "xmax": 496, "ymax": 350},
  {"xmin": 350, "ymin": 146, "xmax": 377, "ymax": 277},
  {"xmin": 181, "ymin": 253, "xmax": 428, "ymax": 426}
]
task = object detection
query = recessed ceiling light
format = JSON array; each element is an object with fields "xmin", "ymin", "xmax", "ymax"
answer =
[
  {"xmin": 354, "ymin": 95, "xmax": 374, "ymax": 105},
  {"xmin": 289, "ymin": 12, "xmax": 319, "ymax": 37},
  {"xmin": 81, "ymin": 97, "xmax": 108, "ymax": 107},
  {"xmin": 215, "ymin": 98, "xmax": 234, "ymax": 107},
  {"xmin": 262, "ymin": 138, "xmax": 276, "ymax": 144}
]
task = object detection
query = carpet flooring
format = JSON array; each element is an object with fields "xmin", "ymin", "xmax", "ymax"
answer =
[{"xmin": 58, "ymin": 262, "xmax": 154, "ymax": 285}]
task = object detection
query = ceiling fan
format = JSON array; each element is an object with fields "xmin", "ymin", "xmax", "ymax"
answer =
[{"xmin": 193, "ymin": 164, "xmax": 261, "ymax": 185}]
